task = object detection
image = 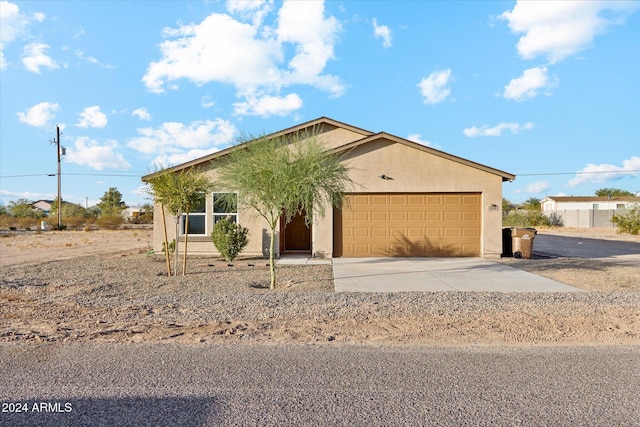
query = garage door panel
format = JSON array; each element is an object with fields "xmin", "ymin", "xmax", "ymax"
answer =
[
  {"xmin": 371, "ymin": 195, "xmax": 387, "ymax": 205},
  {"xmin": 340, "ymin": 193, "xmax": 480, "ymax": 257},
  {"xmin": 371, "ymin": 228, "xmax": 388, "ymax": 237},
  {"xmin": 408, "ymin": 211, "xmax": 423, "ymax": 221},
  {"xmin": 354, "ymin": 228, "xmax": 370, "ymax": 238},
  {"xmin": 389, "ymin": 195, "xmax": 406, "ymax": 205},
  {"xmin": 371, "ymin": 212, "xmax": 387, "ymax": 221},
  {"xmin": 408, "ymin": 195, "xmax": 424, "ymax": 204},
  {"xmin": 389, "ymin": 212, "xmax": 405, "ymax": 221},
  {"xmin": 426, "ymin": 196, "xmax": 442, "ymax": 205},
  {"xmin": 444, "ymin": 212, "xmax": 460, "ymax": 221}
]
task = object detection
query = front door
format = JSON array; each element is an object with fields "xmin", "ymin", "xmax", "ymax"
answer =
[{"xmin": 282, "ymin": 211, "xmax": 311, "ymax": 252}]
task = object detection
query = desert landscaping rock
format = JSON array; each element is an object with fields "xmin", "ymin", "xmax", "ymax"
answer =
[{"xmin": 1, "ymin": 233, "xmax": 639, "ymax": 345}]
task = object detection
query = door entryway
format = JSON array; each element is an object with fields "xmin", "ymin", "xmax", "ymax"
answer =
[{"xmin": 281, "ymin": 210, "xmax": 311, "ymax": 253}]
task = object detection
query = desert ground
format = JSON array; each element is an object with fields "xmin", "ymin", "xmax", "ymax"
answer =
[{"xmin": 1, "ymin": 227, "xmax": 638, "ymax": 345}]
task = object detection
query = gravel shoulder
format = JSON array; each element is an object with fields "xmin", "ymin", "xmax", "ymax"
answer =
[{"xmin": 1, "ymin": 228, "xmax": 639, "ymax": 346}]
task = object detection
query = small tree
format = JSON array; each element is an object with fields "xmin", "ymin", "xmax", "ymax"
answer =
[
  {"xmin": 211, "ymin": 217, "xmax": 249, "ymax": 261},
  {"xmin": 521, "ymin": 197, "xmax": 542, "ymax": 211},
  {"xmin": 502, "ymin": 197, "xmax": 514, "ymax": 216},
  {"xmin": 8, "ymin": 199, "xmax": 42, "ymax": 218},
  {"xmin": 611, "ymin": 204, "xmax": 640, "ymax": 235},
  {"xmin": 595, "ymin": 188, "xmax": 635, "ymax": 198},
  {"xmin": 146, "ymin": 166, "xmax": 213, "ymax": 276},
  {"xmin": 146, "ymin": 168, "xmax": 175, "ymax": 276},
  {"xmin": 215, "ymin": 129, "xmax": 352, "ymax": 289},
  {"xmin": 97, "ymin": 187, "xmax": 127, "ymax": 217}
]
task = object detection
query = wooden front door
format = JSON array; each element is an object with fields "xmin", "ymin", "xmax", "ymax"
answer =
[{"xmin": 282, "ymin": 211, "xmax": 311, "ymax": 252}]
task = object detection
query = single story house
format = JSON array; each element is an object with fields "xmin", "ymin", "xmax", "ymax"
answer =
[
  {"xmin": 541, "ymin": 196, "xmax": 639, "ymax": 228},
  {"xmin": 32, "ymin": 200, "xmax": 53, "ymax": 215},
  {"xmin": 142, "ymin": 117, "xmax": 515, "ymax": 259}
]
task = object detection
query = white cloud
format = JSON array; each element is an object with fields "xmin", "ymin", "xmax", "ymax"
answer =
[
  {"xmin": 201, "ymin": 95, "xmax": 215, "ymax": 108},
  {"xmin": 0, "ymin": 189, "xmax": 56, "ymax": 201},
  {"xmin": 226, "ymin": 0, "xmax": 273, "ymax": 27},
  {"xmin": 372, "ymin": 18, "xmax": 392, "ymax": 48},
  {"xmin": 21, "ymin": 42, "xmax": 58, "ymax": 73},
  {"xmin": 17, "ymin": 101, "xmax": 59, "ymax": 127},
  {"xmin": 75, "ymin": 49, "xmax": 98, "ymax": 64},
  {"xmin": 407, "ymin": 134, "xmax": 432, "ymax": 147},
  {"xmin": 132, "ymin": 108, "xmax": 151, "ymax": 121},
  {"xmin": 142, "ymin": 1, "xmax": 343, "ymax": 117},
  {"xmin": 0, "ymin": 1, "xmax": 27, "ymax": 43},
  {"xmin": 525, "ymin": 180, "xmax": 550, "ymax": 193},
  {"xmin": 568, "ymin": 156, "xmax": 640, "ymax": 187},
  {"xmin": 500, "ymin": 1, "xmax": 640, "ymax": 63},
  {"xmin": 127, "ymin": 119, "xmax": 236, "ymax": 166},
  {"xmin": 233, "ymin": 92, "xmax": 302, "ymax": 117},
  {"xmin": 463, "ymin": 122, "xmax": 534, "ymax": 137},
  {"xmin": 417, "ymin": 69, "xmax": 452, "ymax": 105},
  {"xmin": 503, "ymin": 66, "xmax": 556, "ymax": 101},
  {"xmin": 76, "ymin": 106, "xmax": 108, "ymax": 128},
  {"xmin": 0, "ymin": 1, "xmax": 46, "ymax": 70},
  {"xmin": 66, "ymin": 137, "xmax": 131, "ymax": 171}
]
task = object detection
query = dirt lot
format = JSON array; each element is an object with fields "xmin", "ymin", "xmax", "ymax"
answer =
[{"xmin": 1, "ymin": 227, "xmax": 638, "ymax": 345}]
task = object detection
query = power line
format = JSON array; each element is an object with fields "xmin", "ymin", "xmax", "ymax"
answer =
[
  {"xmin": 2, "ymin": 169, "xmax": 639, "ymax": 179},
  {"xmin": 0, "ymin": 172, "xmax": 144, "ymax": 179}
]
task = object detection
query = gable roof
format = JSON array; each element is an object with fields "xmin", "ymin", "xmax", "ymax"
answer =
[
  {"xmin": 142, "ymin": 117, "xmax": 515, "ymax": 182},
  {"xmin": 328, "ymin": 131, "xmax": 515, "ymax": 182}
]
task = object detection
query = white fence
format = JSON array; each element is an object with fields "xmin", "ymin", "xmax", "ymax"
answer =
[{"xmin": 543, "ymin": 209, "xmax": 627, "ymax": 228}]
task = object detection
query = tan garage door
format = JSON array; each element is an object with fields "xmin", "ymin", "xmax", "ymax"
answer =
[{"xmin": 338, "ymin": 193, "xmax": 481, "ymax": 257}]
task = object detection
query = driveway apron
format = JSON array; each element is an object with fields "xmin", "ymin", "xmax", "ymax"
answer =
[{"xmin": 332, "ymin": 258, "xmax": 582, "ymax": 292}]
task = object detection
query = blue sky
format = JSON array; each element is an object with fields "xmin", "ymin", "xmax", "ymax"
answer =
[{"xmin": 1, "ymin": 0, "xmax": 639, "ymax": 209}]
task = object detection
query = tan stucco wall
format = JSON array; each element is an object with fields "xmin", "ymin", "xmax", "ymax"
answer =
[
  {"xmin": 151, "ymin": 136, "xmax": 506, "ymax": 259},
  {"xmin": 312, "ymin": 139, "xmax": 505, "ymax": 258}
]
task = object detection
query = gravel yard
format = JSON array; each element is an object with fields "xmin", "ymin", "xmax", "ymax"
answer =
[{"xmin": 1, "ymin": 228, "xmax": 639, "ymax": 345}]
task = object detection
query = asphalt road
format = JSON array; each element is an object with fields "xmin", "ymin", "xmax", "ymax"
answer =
[
  {"xmin": 534, "ymin": 234, "xmax": 640, "ymax": 259},
  {"xmin": 1, "ymin": 344, "xmax": 639, "ymax": 426}
]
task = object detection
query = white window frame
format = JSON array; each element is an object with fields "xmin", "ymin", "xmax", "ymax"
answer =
[
  {"xmin": 180, "ymin": 193, "xmax": 207, "ymax": 236},
  {"xmin": 213, "ymin": 192, "xmax": 238, "ymax": 225}
]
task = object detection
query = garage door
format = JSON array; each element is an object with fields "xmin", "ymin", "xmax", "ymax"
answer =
[{"xmin": 338, "ymin": 193, "xmax": 481, "ymax": 257}]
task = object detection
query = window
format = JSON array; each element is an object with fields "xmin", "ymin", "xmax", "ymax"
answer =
[
  {"xmin": 593, "ymin": 204, "xmax": 599, "ymax": 210},
  {"xmin": 616, "ymin": 204, "xmax": 625, "ymax": 210},
  {"xmin": 213, "ymin": 192, "xmax": 238, "ymax": 224},
  {"xmin": 180, "ymin": 193, "xmax": 206, "ymax": 235}
]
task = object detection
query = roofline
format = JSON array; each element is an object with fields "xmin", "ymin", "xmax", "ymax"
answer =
[
  {"xmin": 542, "ymin": 196, "xmax": 640, "ymax": 202},
  {"xmin": 327, "ymin": 132, "xmax": 516, "ymax": 182},
  {"xmin": 142, "ymin": 116, "xmax": 375, "ymax": 181}
]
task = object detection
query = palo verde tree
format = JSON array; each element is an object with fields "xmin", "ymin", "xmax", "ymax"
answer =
[
  {"xmin": 146, "ymin": 166, "xmax": 213, "ymax": 276},
  {"xmin": 145, "ymin": 168, "xmax": 174, "ymax": 276},
  {"xmin": 215, "ymin": 130, "xmax": 353, "ymax": 289}
]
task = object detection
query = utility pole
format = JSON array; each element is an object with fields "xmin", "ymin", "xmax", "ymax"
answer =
[{"xmin": 51, "ymin": 126, "xmax": 63, "ymax": 230}]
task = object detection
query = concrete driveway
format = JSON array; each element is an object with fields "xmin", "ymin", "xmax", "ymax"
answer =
[{"xmin": 333, "ymin": 257, "xmax": 581, "ymax": 292}]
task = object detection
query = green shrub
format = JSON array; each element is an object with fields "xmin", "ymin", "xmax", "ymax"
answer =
[
  {"xmin": 611, "ymin": 204, "xmax": 640, "ymax": 235},
  {"xmin": 94, "ymin": 215, "xmax": 124, "ymax": 230},
  {"xmin": 65, "ymin": 216, "xmax": 89, "ymax": 230},
  {"xmin": 211, "ymin": 217, "xmax": 249, "ymax": 261},
  {"xmin": 503, "ymin": 210, "xmax": 551, "ymax": 227}
]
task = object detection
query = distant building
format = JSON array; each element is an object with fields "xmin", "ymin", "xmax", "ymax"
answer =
[
  {"xmin": 541, "ymin": 196, "xmax": 639, "ymax": 228},
  {"xmin": 32, "ymin": 200, "xmax": 53, "ymax": 215}
]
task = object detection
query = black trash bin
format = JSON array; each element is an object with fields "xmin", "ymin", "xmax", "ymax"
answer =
[{"xmin": 501, "ymin": 227, "xmax": 513, "ymax": 257}]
